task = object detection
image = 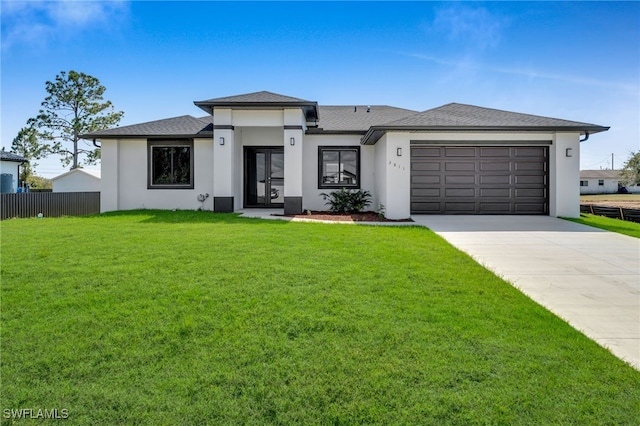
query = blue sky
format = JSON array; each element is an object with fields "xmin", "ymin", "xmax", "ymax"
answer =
[{"xmin": 2, "ymin": 1, "xmax": 638, "ymax": 178}]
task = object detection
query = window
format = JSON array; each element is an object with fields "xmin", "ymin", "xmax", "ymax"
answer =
[
  {"xmin": 318, "ymin": 146, "xmax": 360, "ymax": 189},
  {"xmin": 598, "ymin": 179, "xmax": 604, "ymax": 186},
  {"xmin": 148, "ymin": 140, "xmax": 194, "ymax": 189},
  {"xmin": 580, "ymin": 180, "xmax": 588, "ymax": 187}
]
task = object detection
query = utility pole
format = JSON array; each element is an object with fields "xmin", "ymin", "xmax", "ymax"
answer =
[{"xmin": 612, "ymin": 153, "xmax": 614, "ymax": 170}]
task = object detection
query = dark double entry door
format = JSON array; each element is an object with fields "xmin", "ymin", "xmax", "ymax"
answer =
[{"xmin": 244, "ymin": 147, "xmax": 284, "ymax": 207}]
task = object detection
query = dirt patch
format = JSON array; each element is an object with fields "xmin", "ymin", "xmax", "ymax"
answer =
[
  {"xmin": 581, "ymin": 194, "xmax": 640, "ymax": 209},
  {"xmin": 581, "ymin": 201, "xmax": 640, "ymax": 209},
  {"xmin": 275, "ymin": 211, "xmax": 413, "ymax": 222}
]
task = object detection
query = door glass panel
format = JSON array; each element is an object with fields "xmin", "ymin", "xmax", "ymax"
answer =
[
  {"xmin": 270, "ymin": 152, "xmax": 284, "ymax": 204},
  {"xmin": 256, "ymin": 152, "xmax": 266, "ymax": 204}
]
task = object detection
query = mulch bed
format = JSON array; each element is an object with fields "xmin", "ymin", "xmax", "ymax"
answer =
[{"xmin": 274, "ymin": 211, "xmax": 413, "ymax": 222}]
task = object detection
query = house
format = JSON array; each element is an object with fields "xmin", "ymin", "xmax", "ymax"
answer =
[
  {"xmin": 0, "ymin": 150, "xmax": 28, "ymax": 193},
  {"xmin": 52, "ymin": 168, "xmax": 101, "ymax": 192},
  {"xmin": 84, "ymin": 91, "xmax": 609, "ymax": 219},
  {"xmin": 580, "ymin": 170, "xmax": 640, "ymax": 194}
]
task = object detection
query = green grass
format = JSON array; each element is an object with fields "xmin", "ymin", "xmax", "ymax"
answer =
[
  {"xmin": 565, "ymin": 213, "xmax": 640, "ymax": 238},
  {"xmin": 2, "ymin": 210, "xmax": 639, "ymax": 425}
]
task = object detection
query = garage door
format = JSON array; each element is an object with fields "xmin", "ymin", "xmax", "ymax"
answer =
[{"xmin": 411, "ymin": 146, "xmax": 548, "ymax": 214}]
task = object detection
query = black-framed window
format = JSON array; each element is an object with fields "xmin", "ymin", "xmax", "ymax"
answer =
[
  {"xmin": 148, "ymin": 140, "xmax": 194, "ymax": 189},
  {"xmin": 598, "ymin": 179, "xmax": 604, "ymax": 186},
  {"xmin": 580, "ymin": 180, "xmax": 588, "ymax": 187},
  {"xmin": 318, "ymin": 146, "xmax": 360, "ymax": 189}
]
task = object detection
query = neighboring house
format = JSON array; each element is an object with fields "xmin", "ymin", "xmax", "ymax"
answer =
[
  {"xmin": 0, "ymin": 150, "xmax": 28, "ymax": 193},
  {"xmin": 580, "ymin": 170, "xmax": 640, "ymax": 194},
  {"xmin": 83, "ymin": 91, "xmax": 609, "ymax": 219},
  {"xmin": 52, "ymin": 168, "xmax": 101, "ymax": 192}
]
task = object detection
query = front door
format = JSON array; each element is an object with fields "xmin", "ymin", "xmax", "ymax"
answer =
[{"xmin": 244, "ymin": 147, "xmax": 284, "ymax": 207}]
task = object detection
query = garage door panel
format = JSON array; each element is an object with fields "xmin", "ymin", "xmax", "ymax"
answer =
[
  {"xmin": 445, "ymin": 188, "xmax": 476, "ymax": 197},
  {"xmin": 412, "ymin": 175, "xmax": 440, "ymax": 184},
  {"xmin": 445, "ymin": 202, "xmax": 476, "ymax": 212},
  {"xmin": 445, "ymin": 175, "xmax": 476, "ymax": 184},
  {"xmin": 480, "ymin": 175, "xmax": 511, "ymax": 184},
  {"xmin": 412, "ymin": 147, "xmax": 442, "ymax": 157},
  {"xmin": 413, "ymin": 162, "xmax": 440, "ymax": 171},
  {"xmin": 514, "ymin": 175, "xmax": 545, "ymax": 184},
  {"xmin": 515, "ymin": 188, "xmax": 546, "ymax": 198},
  {"xmin": 412, "ymin": 188, "xmax": 440, "ymax": 197},
  {"xmin": 411, "ymin": 145, "xmax": 548, "ymax": 215},
  {"xmin": 479, "ymin": 203, "xmax": 512, "ymax": 213},
  {"xmin": 515, "ymin": 161, "xmax": 546, "ymax": 171},
  {"xmin": 480, "ymin": 162, "xmax": 511, "ymax": 171},
  {"xmin": 480, "ymin": 188, "xmax": 511, "ymax": 198},
  {"xmin": 515, "ymin": 147, "xmax": 547, "ymax": 157},
  {"xmin": 411, "ymin": 202, "xmax": 441, "ymax": 212},
  {"xmin": 445, "ymin": 147, "xmax": 476, "ymax": 157},
  {"xmin": 445, "ymin": 162, "xmax": 475, "ymax": 171},
  {"xmin": 480, "ymin": 147, "xmax": 510, "ymax": 157}
]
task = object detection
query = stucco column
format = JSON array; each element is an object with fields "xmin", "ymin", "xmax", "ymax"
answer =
[
  {"xmin": 212, "ymin": 108, "xmax": 235, "ymax": 212},
  {"xmin": 549, "ymin": 132, "xmax": 580, "ymax": 218},
  {"xmin": 100, "ymin": 139, "xmax": 119, "ymax": 212},
  {"xmin": 283, "ymin": 109, "xmax": 305, "ymax": 214},
  {"xmin": 379, "ymin": 133, "xmax": 411, "ymax": 220}
]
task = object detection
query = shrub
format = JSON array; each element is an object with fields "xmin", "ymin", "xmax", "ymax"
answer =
[{"xmin": 320, "ymin": 188, "xmax": 372, "ymax": 213}]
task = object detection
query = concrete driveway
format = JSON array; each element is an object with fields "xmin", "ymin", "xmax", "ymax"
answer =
[{"xmin": 411, "ymin": 215, "xmax": 640, "ymax": 370}]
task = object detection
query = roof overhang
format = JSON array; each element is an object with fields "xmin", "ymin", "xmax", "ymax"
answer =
[
  {"xmin": 84, "ymin": 133, "xmax": 213, "ymax": 140},
  {"xmin": 194, "ymin": 100, "xmax": 319, "ymax": 122},
  {"xmin": 360, "ymin": 125, "xmax": 610, "ymax": 145}
]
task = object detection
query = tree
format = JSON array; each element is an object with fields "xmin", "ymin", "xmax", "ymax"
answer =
[
  {"xmin": 25, "ymin": 70, "xmax": 123, "ymax": 169},
  {"xmin": 26, "ymin": 175, "xmax": 52, "ymax": 191},
  {"xmin": 619, "ymin": 151, "xmax": 640, "ymax": 187},
  {"xmin": 10, "ymin": 126, "xmax": 48, "ymax": 183}
]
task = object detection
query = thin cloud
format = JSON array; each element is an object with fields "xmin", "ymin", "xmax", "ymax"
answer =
[
  {"xmin": 430, "ymin": 4, "xmax": 509, "ymax": 50},
  {"xmin": 404, "ymin": 52, "xmax": 637, "ymax": 93},
  {"xmin": 1, "ymin": 0, "xmax": 130, "ymax": 51}
]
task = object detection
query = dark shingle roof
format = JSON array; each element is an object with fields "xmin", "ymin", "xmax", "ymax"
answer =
[
  {"xmin": 196, "ymin": 91, "xmax": 314, "ymax": 104},
  {"xmin": 0, "ymin": 150, "xmax": 28, "ymax": 163},
  {"xmin": 580, "ymin": 170, "xmax": 621, "ymax": 179},
  {"xmin": 82, "ymin": 94, "xmax": 609, "ymax": 142},
  {"xmin": 362, "ymin": 103, "xmax": 610, "ymax": 144},
  {"xmin": 81, "ymin": 115, "xmax": 212, "ymax": 139},
  {"xmin": 386, "ymin": 103, "xmax": 606, "ymax": 128},
  {"xmin": 311, "ymin": 106, "xmax": 418, "ymax": 133},
  {"xmin": 194, "ymin": 90, "xmax": 319, "ymax": 121}
]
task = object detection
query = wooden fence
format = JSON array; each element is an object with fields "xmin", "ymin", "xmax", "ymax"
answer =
[
  {"xmin": 580, "ymin": 204, "xmax": 640, "ymax": 224},
  {"xmin": 1, "ymin": 192, "xmax": 100, "ymax": 220}
]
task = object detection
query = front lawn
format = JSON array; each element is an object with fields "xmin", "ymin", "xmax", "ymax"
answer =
[
  {"xmin": 565, "ymin": 213, "xmax": 640, "ymax": 238},
  {"xmin": 1, "ymin": 211, "xmax": 639, "ymax": 424}
]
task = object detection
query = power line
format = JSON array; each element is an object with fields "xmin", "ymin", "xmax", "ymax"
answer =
[{"xmin": 583, "ymin": 156, "xmax": 611, "ymax": 168}]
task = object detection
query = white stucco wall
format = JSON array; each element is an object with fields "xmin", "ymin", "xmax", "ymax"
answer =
[
  {"xmin": 374, "ymin": 133, "xmax": 411, "ymax": 219},
  {"xmin": 580, "ymin": 178, "xmax": 620, "ymax": 195},
  {"xmin": 52, "ymin": 169, "xmax": 100, "ymax": 192},
  {"xmin": 302, "ymin": 134, "xmax": 377, "ymax": 212},
  {"xmin": 550, "ymin": 132, "xmax": 580, "ymax": 217},
  {"xmin": 0, "ymin": 161, "xmax": 20, "ymax": 193},
  {"xmin": 100, "ymin": 138, "xmax": 214, "ymax": 212}
]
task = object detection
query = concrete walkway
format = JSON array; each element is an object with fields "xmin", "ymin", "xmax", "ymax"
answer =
[{"xmin": 411, "ymin": 215, "xmax": 640, "ymax": 370}]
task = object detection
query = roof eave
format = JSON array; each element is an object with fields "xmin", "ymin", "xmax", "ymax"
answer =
[
  {"xmin": 361, "ymin": 125, "xmax": 610, "ymax": 145},
  {"xmin": 193, "ymin": 100, "xmax": 319, "ymax": 121},
  {"xmin": 306, "ymin": 129, "xmax": 367, "ymax": 136},
  {"xmin": 81, "ymin": 133, "xmax": 212, "ymax": 140}
]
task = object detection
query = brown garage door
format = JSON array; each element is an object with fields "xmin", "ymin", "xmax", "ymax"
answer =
[{"xmin": 411, "ymin": 145, "xmax": 548, "ymax": 214}]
